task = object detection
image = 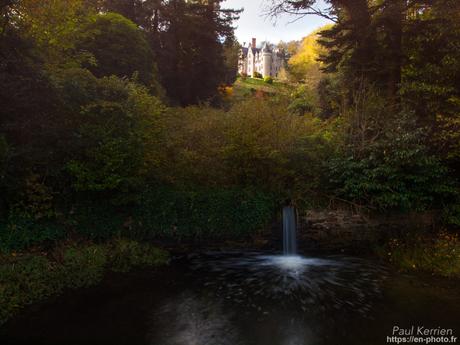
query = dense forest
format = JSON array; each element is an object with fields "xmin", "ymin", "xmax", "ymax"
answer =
[
  {"xmin": 0, "ymin": 0, "xmax": 459, "ymax": 250},
  {"xmin": 1, "ymin": 0, "xmax": 460, "ymax": 327}
]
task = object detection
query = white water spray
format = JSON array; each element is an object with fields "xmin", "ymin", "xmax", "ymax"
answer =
[{"xmin": 283, "ymin": 206, "xmax": 297, "ymax": 255}]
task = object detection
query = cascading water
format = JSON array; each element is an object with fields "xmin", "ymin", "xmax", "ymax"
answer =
[{"xmin": 282, "ymin": 205, "xmax": 297, "ymax": 255}]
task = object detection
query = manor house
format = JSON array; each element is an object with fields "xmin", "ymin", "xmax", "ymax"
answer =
[{"xmin": 238, "ymin": 38, "xmax": 285, "ymax": 78}]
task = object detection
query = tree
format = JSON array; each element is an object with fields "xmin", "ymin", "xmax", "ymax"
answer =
[
  {"xmin": 328, "ymin": 111, "xmax": 456, "ymax": 211},
  {"xmin": 277, "ymin": 40, "xmax": 300, "ymax": 58},
  {"xmin": 0, "ymin": 10, "xmax": 61, "ymax": 212},
  {"xmin": 8, "ymin": 0, "xmax": 96, "ymax": 67},
  {"xmin": 50, "ymin": 69, "xmax": 164, "ymax": 201},
  {"xmin": 152, "ymin": 0, "xmax": 241, "ymax": 104},
  {"xmin": 288, "ymin": 25, "xmax": 331, "ymax": 85},
  {"xmin": 222, "ymin": 35, "xmax": 241, "ymax": 85},
  {"xmin": 400, "ymin": 0, "xmax": 460, "ymax": 172},
  {"xmin": 268, "ymin": 0, "xmax": 409, "ymax": 101},
  {"xmin": 95, "ymin": 0, "xmax": 241, "ymax": 105},
  {"xmin": 77, "ymin": 13, "xmax": 161, "ymax": 91}
]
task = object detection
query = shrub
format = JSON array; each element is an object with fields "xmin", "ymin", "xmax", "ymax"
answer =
[
  {"xmin": 50, "ymin": 69, "xmax": 164, "ymax": 204},
  {"xmin": 264, "ymin": 76, "xmax": 273, "ymax": 84},
  {"xmin": 59, "ymin": 244, "xmax": 108, "ymax": 288},
  {"xmin": 442, "ymin": 203, "xmax": 460, "ymax": 227},
  {"xmin": 288, "ymin": 84, "xmax": 317, "ymax": 115},
  {"xmin": 0, "ymin": 212, "xmax": 65, "ymax": 253},
  {"xmin": 108, "ymin": 238, "xmax": 169, "ymax": 273},
  {"xmin": 328, "ymin": 112, "xmax": 457, "ymax": 211},
  {"xmin": 253, "ymin": 72, "xmax": 262, "ymax": 79},
  {"xmin": 154, "ymin": 98, "xmax": 333, "ymax": 198},
  {"xmin": 77, "ymin": 13, "xmax": 159, "ymax": 88},
  {"xmin": 134, "ymin": 187, "xmax": 275, "ymax": 240},
  {"xmin": 0, "ymin": 254, "xmax": 60, "ymax": 324},
  {"xmin": 71, "ymin": 201, "xmax": 125, "ymax": 240},
  {"xmin": 378, "ymin": 230, "xmax": 460, "ymax": 278},
  {"xmin": 0, "ymin": 239, "xmax": 168, "ymax": 325}
]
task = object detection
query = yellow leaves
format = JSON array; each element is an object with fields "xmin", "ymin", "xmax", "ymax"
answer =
[
  {"xmin": 218, "ymin": 85, "xmax": 234, "ymax": 98},
  {"xmin": 289, "ymin": 35, "xmax": 318, "ymax": 65},
  {"xmin": 287, "ymin": 25, "xmax": 333, "ymax": 84},
  {"xmin": 150, "ymin": 98, "xmax": 329, "ymax": 190},
  {"xmin": 16, "ymin": 0, "xmax": 95, "ymax": 66},
  {"xmin": 384, "ymin": 230, "xmax": 460, "ymax": 277}
]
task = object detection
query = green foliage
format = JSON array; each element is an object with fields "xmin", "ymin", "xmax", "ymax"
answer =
[
  {"xmin": 78, "ymin": 13, "xmax": 160, "ymax": 90},
  {"xmin": 328, "ymin": 113, "xmax": 457, "ymax": 211},
  {"xmin": 14, "ymin": 0, "xmax": 96, "ymax": 67},
  {"xmin": 0, "ymin": 177, "xmax": 52, "ymax": 251},
  {"xmin": 263, "ymin": 76, "xmax": 274, "ymax": 84},
  {"xmin": 400, "ymin": 0, "xmax": 460, "ymax": 171},
  {"xmin": 59, "ymin": 244, "xmax": 108, "ymax": 288},
  {"xmin": 442, "ymin": 203, "xmax": 460, "ymax": 227},
  {"xmin": 222, "ymin": 37, "xmax": 241, "ymax": 85},
  {"xmin": 2, "ymin": 0, "xmax": 459, "ymax": 266},
  {"xmin": 71, "ymin": 201, "xmax": 125, "ymax": 240},
  {"xmin": 0, "ymin": 254, "xmax": 59, "ymax": 325},
  {"xmin": 0, "ymin": 240, "xmax": 168, "ymax": 325},
  {"xmin": 0, "ymin": 212, "xmax": 65, "ymax": 253},
  {"xmin": 378, "ymin": 230, "xmax": 460, "ymax": 278},
  {"xmin": 138, "ymin": 0, "xmax": 241, "ymax": 104},
  {"xmin": 108, "ymin": 239, "xmax": 169, "ymax": 273},
  {"xmin": 134, "ymin": 187, "xmax": 275, "ymax": 240},
  {"xmin": 49, "ymin": 69, "xmax": 164, "ymax": 200},
  {"xmin": 253, "ymin": 72, "xmax": 263, "ymax": 79},
  {"xmin": 288, "ymin": 84, "xmax": 317, "ymax": 115},
  {"xmin": 316, "ymin": 75, "xmax": 341, "ymax": 119},
  {"xmin": 151, "ymin": 98, "xmax": 333, "ymax": 199},
  {"xmin": 65, "ymin": 99, "xmax": 143, "ymax": 193}
]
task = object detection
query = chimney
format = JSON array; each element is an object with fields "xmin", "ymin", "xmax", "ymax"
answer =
[{"xmin": 252, "ymin": 38, "xmax": 256, "ymax": 48}]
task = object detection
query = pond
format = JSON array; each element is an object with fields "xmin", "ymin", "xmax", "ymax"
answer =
[{"xmin": 1, "ymin": 250, "xmax": 459, "ymax": 345}]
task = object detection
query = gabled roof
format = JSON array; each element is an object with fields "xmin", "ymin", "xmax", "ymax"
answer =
[{"xmin": 240, "ymin": 46, "xmax": 260, "ymax": 57}]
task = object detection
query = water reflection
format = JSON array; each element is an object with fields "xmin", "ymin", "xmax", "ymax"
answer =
[
  {"xmin": 281, "ymin": 319, "xmax": 315, "ymax": 345},
  {"xmin": 4, "ymin": 250, "xmax": 459, "ymax": 345},
  {"xmin": 150, "ymin": 252, "xmax": 387, "ymax": 345},
  {"xmin": 150, "ymin": 292, "xmax": 242, "ymax": 345}
]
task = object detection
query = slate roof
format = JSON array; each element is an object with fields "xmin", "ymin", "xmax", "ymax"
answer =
[{"xmin": 241, "ymin": 42, "xmax": 278, "ymax": 57}]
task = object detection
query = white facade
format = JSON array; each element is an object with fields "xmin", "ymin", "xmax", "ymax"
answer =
[{"xmin": 238, "ymin": 38, "xmax": 285, "ymax": 78}]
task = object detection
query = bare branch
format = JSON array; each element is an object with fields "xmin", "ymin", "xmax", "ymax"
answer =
[{"xmin": 263, "ymin": 0, "xmax": 338, "ymax": 23}]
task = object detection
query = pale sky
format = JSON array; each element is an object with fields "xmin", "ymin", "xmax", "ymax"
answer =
[{"xmin": 222, "ymin": 0, "xmax": 332, "ymax": 44}]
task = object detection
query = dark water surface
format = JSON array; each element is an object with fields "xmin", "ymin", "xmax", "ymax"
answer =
[{"xmin": 1, "ymin": 251, "xmax": 459, "ymax": 345}]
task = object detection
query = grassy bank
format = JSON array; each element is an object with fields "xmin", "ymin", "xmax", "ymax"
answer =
[
  {"xmin": 377, "ymin": 230, "xmax": 460, "ymax": 278},
  {"xmin": 231, "ymin": 77, "xmax": 287, "ymax": 100},
  {"xmin": 0, "ymin": 239, "xmax": 169, "ymax": 326}
]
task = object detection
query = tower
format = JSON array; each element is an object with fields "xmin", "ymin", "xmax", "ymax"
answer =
[{"xmin": 262, "ymin": 42, "xmax": 272, "ymax": 78}]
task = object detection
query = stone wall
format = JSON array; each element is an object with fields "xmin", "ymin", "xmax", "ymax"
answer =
[{"xmin": 295, "ymin": 209, "xmax": 437, "ymax": 251}]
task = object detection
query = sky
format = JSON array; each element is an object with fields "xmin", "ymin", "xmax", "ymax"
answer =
[{"xmin": 222, "ymin": 0, "xmax": 332, "ymax": 44}]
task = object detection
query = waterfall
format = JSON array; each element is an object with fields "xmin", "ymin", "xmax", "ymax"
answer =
[{"xmin": 282, "ymin": 206, "xmax": 297, "ymax": 255}]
